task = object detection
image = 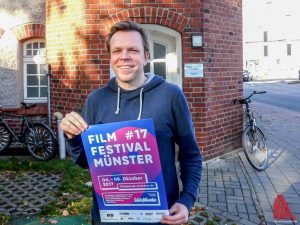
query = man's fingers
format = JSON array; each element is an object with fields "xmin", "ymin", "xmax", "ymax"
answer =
[
  {"xmin": 68, "ymin": 112, "xmax": 88, "ymax": 130},
  {"xmin": 62, "ymin": 130, "xmax": 76, "ymax": 140},
  {"xmin": 60, "ymin": 112, "xmax": 88, "ymax": 139},
  {"xmin": 160, "ymin": 203, "xmax": 189, "ymax": 224},
  {"xmin": 161, "ymin": 212, "xmax": 185, "ymax": 224},
  {"xmin": 161, "ymin": 214, "xmax": 182, "ymax": 224},
  {"xmin": 60, "ymin": 119, "xmax": 81, "ymax": 138}
]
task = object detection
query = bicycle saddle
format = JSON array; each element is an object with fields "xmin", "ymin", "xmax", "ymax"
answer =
[{"xmin": 21, "ymin": 102, "xmax": 37, "ymax": 109}]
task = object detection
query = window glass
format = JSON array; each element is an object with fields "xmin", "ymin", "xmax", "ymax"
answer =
[
  {"xmin": 27, "ymin": 64, "xmax": 37, "ymax": 74},
  {"xmin": 263, "ymin": 31, "xmax": 268, "ymax": 42},
  {"xmin": 264, "ymin": 46, "xmax": 268, "ymax": 57},
  {"xmin": 27, "ymin": 76, "xmax": 39, "ymax": 85},
  {"xmin": 25, "ymin": 41, "xmax": 45, "ymax": 56},
  {"xmin": 33, "ymin": 42, "xmax": 39, "ymax": 48},
  {"xmin": 40, "ymin": 87, "xmax": 48, "ymax": 97},
  {"xmin": 40, "ymin": 75, "xmax": 48, "ymax": 86},
  {"xmin": 154, "ymin": 62, "xmax": 166, "ymax": 79},
  {"xmin": 287, "ymin": 44, "xmax": 291, "ymax": 56},
  {"xmin": 40, "ymin": 64, "xmax": 47, "ymax": 74},
  {"xmin": 154, "ymin": 42, "xmax": 166, "ymax": 59},
  {"xmin": 27, "ymin": 87, "xmax": 39, "ymax": 97}
]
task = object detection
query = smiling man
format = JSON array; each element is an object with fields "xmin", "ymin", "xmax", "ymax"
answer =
[
  {"xmin": 60, "ymin": 21, "xmax": 202, "ymax": 225},
  {"xmin": 108, "ymin": 30, "xmax": 148, "ymax": 90}
]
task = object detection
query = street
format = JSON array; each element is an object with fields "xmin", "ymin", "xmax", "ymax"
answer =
[
  {"xmin": 243, "ymin": 80, "xmax": 300, "ymax": 156},
  {"xmin": 243, "ymin": 81, "xmax": 300, "ymax": 112}
]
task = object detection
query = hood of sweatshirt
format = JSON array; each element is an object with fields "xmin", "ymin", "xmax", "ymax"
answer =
[{"xmin": 107, "ymin": 73, "xmax": 165, "ymax": 120}]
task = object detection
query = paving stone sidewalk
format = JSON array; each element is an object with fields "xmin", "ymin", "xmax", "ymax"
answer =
[
  {"xmin": 189, "ymin": 152, "xmax": 265, "ymax": 225},
  {"xmin": 0, "ymin": 171, "xmax": 62, "ymax": 216}
]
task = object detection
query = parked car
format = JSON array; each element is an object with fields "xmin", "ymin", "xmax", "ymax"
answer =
[{"xmin": 243, "ymin": 70, "xmax": 253, "ymax": 81}]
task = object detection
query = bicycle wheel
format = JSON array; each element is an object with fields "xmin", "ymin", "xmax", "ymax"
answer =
[
  {"xmin": 0, "ymin": 123, "xmax": 12, "ymax": 152},
  {"xmin": 242, "ymin": 126, "xmax": 268, "ymax": 171},
  {"xmin": 25, "ymin": 123, "xmax": 56, "ymax": 161}
]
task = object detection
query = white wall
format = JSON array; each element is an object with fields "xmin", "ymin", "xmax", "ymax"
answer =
[
  {"xmin": 243, "ymin": 0, "xmax": 300, "ymax": 79},
  {"xmin": 0, "ymin": 0, "xmax": 45, "ymax": 107}
]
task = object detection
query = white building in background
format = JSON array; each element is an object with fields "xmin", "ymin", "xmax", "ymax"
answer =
[{"xmin": 243, "ymin": 0, "xmax": 300, "ymax": 79}]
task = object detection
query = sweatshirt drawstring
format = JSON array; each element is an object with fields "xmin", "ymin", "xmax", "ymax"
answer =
[
  {"xmin": 137, "ymin": 87, "xmax": 144, "ymax": 120},
  {"xmin": 115, "ymin": 87, "xmax": 120, "ymax": 114},
  {"xmin": 114, "ymin": 86, "xmax": 144, "ymax": 120}
]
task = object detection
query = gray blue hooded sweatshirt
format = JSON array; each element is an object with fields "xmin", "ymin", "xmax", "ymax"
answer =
[{"xmin": 66, "ymin": 74, "xmax": 202, "ymax": 225}]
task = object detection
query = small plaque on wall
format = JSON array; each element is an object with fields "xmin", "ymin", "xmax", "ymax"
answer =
[{"xmin": 184, "ymin": 63, "xmax": 204, "ymax": 77}]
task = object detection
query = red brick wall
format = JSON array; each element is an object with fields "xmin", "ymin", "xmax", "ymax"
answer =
[
  {"xmin": 199, "ymin": 0, "xmax": 243, "ymax": 159},
  {"xmin": 46, "ymin": 0, "xmax": 243, "ymax": 160}
]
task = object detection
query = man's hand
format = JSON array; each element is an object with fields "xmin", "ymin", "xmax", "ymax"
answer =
[
  {"xmin": 161, "ymin": 203, "xmax": 189, "ymax": 224},
  {"xmin": 60, "ymin": 112, "xmax": 88, "ymax": 139}
]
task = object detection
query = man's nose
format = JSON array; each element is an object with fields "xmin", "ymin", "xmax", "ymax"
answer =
[{"xmin": 120, "ymin": 50, "xmax": 130, "ymax": 60}]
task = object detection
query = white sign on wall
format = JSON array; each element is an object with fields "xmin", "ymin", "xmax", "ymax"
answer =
[{"xmin": 184, "ymin": 64, "xmax": 204, "ymax": 77}]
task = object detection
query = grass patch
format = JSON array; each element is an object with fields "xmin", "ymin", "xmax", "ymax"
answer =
[
  {"xmin": 213, "ymin": 215, "xmax": 222, "ymax": 222},
  {"xmin": 201, "ymin": 210, "xmax": 210, "ymax": 218},
  {"xmin": 0, "ymin": 157, "xmax": 92, "ymax": 218},
  {"xmin": 205, "ymin": 220, "xmax": 217, "ymax": 225},
  {"xmin": 0, "ymin": 214, "xmax": 10, "ymax": 225}
]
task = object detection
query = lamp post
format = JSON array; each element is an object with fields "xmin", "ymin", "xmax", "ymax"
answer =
[{"xmin": 46, "ymin": 64, "xmax": 52, "ymax": 127}]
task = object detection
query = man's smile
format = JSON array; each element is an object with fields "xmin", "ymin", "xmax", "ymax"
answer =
[{"xmin": 119, "ymin": 65, "xmax": 133, "ymax": 69}]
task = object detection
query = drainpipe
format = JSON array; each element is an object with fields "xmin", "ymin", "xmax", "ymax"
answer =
[
  {"xmin": 53, "ymin": 112, "xmax": 66, "ymax": 159},
  {"xmin": 46, "ymin": 64, "xmax": 52, "ymax": 127}
]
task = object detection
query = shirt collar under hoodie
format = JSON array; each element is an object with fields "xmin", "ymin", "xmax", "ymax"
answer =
[{"xmin": 107, "ymin": 73, "xmax": 164, "ymax": 120}]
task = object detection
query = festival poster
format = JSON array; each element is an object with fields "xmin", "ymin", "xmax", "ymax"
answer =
[{"xmin": 81, "ymin": 118, "xmax": 169, "ymax": 223}]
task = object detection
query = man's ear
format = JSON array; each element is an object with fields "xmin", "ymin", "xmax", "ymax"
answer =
[{"xmin": 144, "ymin": 51, "xmax": 150, "ymax": 65}]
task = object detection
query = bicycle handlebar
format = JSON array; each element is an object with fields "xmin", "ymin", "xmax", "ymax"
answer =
[
  {"xmin": 233, "ymin": 90, "xmax": 266, "ymax": 105},
  {"xmin": 253, "ymin": 91, "xmax": 267, "ymax": 95},
  {"xmin": 0, "ymin": 102, "xmax": 37, "ymax": 117},
  {"xmin": 246, "ymin": 90, "xmax": 267, "ymax": 100},
  {"xmin": 21, "ymin": 102, "xmax": 37, "ymax": 109}
]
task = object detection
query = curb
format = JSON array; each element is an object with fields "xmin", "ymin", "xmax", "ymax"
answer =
[
  {"xmin": 286, "ymin": 80, "xmax": 300, "ymax": 84},
  {"xmin": 237, "ymin": 152, "xmax": 266, "ymax": 225}
]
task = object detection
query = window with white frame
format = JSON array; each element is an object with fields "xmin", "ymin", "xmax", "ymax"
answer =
[
  {"xmin": 23, "ymin": 39, "xmax": 47, "ymax": 102},
  {"xmin": 144, "ymin": 42, "xmax": 167, "ymax": 79}
]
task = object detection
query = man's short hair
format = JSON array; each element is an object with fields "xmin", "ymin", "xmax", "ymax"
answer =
[{"xmin": 105, "ymin": 21, "xmax": 150, "ymax": 55}]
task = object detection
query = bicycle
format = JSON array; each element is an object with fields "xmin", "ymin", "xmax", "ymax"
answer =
[
  {"xmin": 234, "ymin": 91, "xmax": 268, "ymax": 171},
  {"xmin": 0, "ymin": 102, "xmax": 57, "ymax": 161}
]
